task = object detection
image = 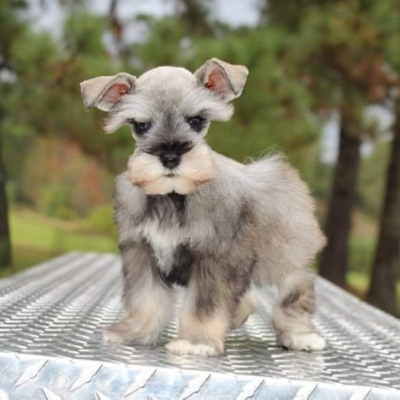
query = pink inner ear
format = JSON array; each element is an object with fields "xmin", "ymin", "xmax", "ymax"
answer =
[
  {"xmin": 104, "ymin": 83, "xmax": 130, "ymax": 104},
  {"xmin": 205, "ymin": 68, "xmax": 228, "ymax": 95}
]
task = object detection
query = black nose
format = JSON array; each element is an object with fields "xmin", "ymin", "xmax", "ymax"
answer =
[{"xmin": 161, "ymin": 153, "xmax": 180, "ymax": 169}]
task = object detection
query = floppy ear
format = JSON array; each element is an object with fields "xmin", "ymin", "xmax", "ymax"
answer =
[
  {"xmin": 194, "ymin": 58, "xmax": 248, "ymax": 101},
  {"xmin": 80, "ymin": 72, "xmax": 137, "ymax": 112}
]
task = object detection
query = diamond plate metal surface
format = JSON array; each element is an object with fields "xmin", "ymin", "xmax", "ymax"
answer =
[{"xmin": 0, "ymin": 252, "xmax": 399, "ymax": 399}]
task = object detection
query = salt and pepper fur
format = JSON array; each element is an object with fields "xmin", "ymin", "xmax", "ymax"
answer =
[{"xmin": 80, "ymin": 58, "xmax": 327, "ymax": 356}]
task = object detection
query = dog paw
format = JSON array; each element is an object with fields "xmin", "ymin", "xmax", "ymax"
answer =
[
  {"xmin": 103, "ymin": 324, "xmax": 157, "ymax": 346},
  {"xmin": 166, "ymin": 340, "xmax": 221, "ymax": 356},
  {"xmin": 103, "ymin": 325, "xmax": 128, "ymax": 344},
  {"xmin": 279, "ymin": 332, "xmax": 326, "ymax": 352}
]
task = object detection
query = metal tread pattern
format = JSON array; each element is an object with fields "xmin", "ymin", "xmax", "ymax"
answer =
[{"xmin": 0, "ymin": 252, "xmax": 399, "ymax": 399}]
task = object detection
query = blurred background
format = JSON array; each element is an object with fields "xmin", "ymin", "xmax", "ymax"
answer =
[{"xmin": 0, "ymin": 0, "xmax": 399, "ymax": 316}]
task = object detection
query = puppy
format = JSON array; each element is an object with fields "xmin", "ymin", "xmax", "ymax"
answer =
[{"xmin": 80, "ymin": 58, "xmax": 326, "ymax": 356}]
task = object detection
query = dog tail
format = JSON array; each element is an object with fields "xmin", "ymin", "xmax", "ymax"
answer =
[
  {"xmin": 244, "ymin": 152, "xmax": 303, "ymax": 190},
  {"xmin": 244, "ymin": 152, "xmax": 327, "ymax": 260}
]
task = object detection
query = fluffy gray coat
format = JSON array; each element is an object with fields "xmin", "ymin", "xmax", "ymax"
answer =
[{"xmin": 80, "ymin": 58, "xmax": 326, "ymax": 356}]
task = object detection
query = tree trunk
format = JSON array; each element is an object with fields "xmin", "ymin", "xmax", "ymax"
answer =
[
  {"xmin": 319, "ymin": 118, "xmax": 361, "ymax": 287},
  {"xmin": 0, "ymin": 130, "xmax": 12, "ymax": 269},
  {"xmin": 366, "ymin": 108, "xmax": 400, "ymax": 316}
]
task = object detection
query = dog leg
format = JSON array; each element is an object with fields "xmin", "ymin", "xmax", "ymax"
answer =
[
  {"xmin": 104, "ymin": 242, "xmax": 173, "ymax": 346},
  {"xmin": 166, "ymin": 281, "xmax": 230, "ymax": 356},
  {"xmin": 232, "ymin": 289, "xmax": 258, "ymax": 330},
  {"xmin": 166, "ymin": 250, "xmax": 254, "ymax": 356},
  {"xmin": 271, "ymin": 271, "xmax": 325, "ymax": 351}
]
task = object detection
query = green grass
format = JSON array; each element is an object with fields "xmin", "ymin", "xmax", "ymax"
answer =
[
  {"xmin": 344, "ymin": 214, "xmax": 400, "ymax": 310},
  {"xmin": 1, "ymin": 207, "xmax": 117, "ymax": 277},
  {"xmin": 347, "ymin": 271, "xmax": 400, "ymax": 311},
  {"xmin": 348, "ymin": 271, "xmax": 400, "ymax": 295},
  {"xmin": 347, "ymin": 271, "xmax": 370, "ymax": 293},
  {"xmin": 11, "ymin": 208, "xmax": 117, "ymax": 252},
  {"xmin": 349, "ymin": 236, "xmax": 375, "ymax": 275}
]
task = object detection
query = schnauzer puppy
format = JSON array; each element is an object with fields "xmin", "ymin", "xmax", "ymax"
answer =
[{"xmin": 80, "ymin": 58, "xmax": 326, "ymax": 356}]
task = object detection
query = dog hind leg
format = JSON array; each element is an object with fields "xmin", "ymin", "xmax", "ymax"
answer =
[
  {"xmin": 271, "ymin": 271, "xmax": 325, "ymax": 351},
  {"xmin": 231, "ymin": 289, "xmax": 258, "ymax": 330}
]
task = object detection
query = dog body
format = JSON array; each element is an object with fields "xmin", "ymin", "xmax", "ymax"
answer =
[{"xmin": 80, "ymin": 59, "xmax": 326, "ymax": 356}]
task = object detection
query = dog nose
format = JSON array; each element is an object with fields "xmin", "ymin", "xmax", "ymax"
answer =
[{"xmin": 161, "ymin": 153, "xmax": 180, "ymax": 169}]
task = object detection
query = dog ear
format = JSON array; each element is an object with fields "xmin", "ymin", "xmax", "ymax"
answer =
[
  {"xmin": 80, "ymin": 72, "xmax": 137, "ymax": 111},
  {"xmin": 195, "ymin": 58, "xmax": 248, "ymax": 101}
]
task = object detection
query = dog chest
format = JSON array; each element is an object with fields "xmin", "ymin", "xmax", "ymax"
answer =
[
  {"xmin": 139, "ymin": 221, "xmax": 194, "ymax": 286},
  {"xmin": 137, "ymin": 193, "xmax": 196, "ymax": 286},
  {"xmin": 142, "ymin": 221, "xmax": 183, "ymax": 269}
]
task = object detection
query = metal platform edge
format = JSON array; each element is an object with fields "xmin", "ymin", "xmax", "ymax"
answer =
[{"xmin": 0, "ymin": 352, "xmax": 399, "ymax": 400}]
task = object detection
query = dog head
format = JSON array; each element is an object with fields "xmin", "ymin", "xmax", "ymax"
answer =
[{"xmin": 80, "ymin": 58, "xmax": 248, "ymax": 195}]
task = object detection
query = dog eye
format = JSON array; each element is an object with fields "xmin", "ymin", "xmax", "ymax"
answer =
[
  {"xmin": 186, "ymin": 116, "xmax": 205, "ymax": 132},
  {"xmin": 128, "ymin": 119, "xmax": 152, "ymax": 135}
]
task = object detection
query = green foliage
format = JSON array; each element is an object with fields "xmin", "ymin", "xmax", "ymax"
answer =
[
  {"xmin": 38, "ymin": 183, "xmax": 73, "ymax": 219},
  {"xmin": 20, "ymin": 138, "xmax": 113, "ymax": 219},
  {"xmin": 0, "ymin": 0, "xmax": 27, "ymax": 61},
  {"xmin": 260, "ymin": 0, "xmax": 336, "ymax": 30},
  {"xmin": 368, "ymin": 0, "xmax": 400, "ymax": 70},
  {"xmin": 286, "ymin": 1, "xmax": 386, "ymax": 119},
  {"xmin": 171, "ymin": 0, "xmax": 214, "ymax": 37},
  {"xmin": 358, "ymin": 140, "xmax": 391, "ymax": 218},
  {"xmin": 5, "ymin": 11, "xmax": 134, "ymax": 177},
  {"xmin": 129, "ymin": 16, "xmax": 188, "ymax": 69},
  {"xmin": 10, "ymin": 207, "xmax": 116, "ymax": 254},
  {"xmin": 63, "ymin": 13, "xmax": 107, "ymax": 55},
  {"xmin": 347, "ymin": 272, "xmax": 400, "ymax": 307},
  {"xmin": 85, "ymin": 205, "xmax": 116, "ymax": 236},
  {"xmin": 349, "ymin": 236, "xmax": 375, "ymax": 274}
]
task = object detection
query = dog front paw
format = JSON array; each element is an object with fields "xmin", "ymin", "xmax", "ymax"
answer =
[
  {"xmin": 103, "ymin": 325, "xmax": 127, "ymax": 344},
  {"xmin": 279, "ymin": 332, "xmax": 326, "ymax": 352},
  {"xmin": 103, "ymin": 323, "xmax": 158, "ymax": 346},
  {"xmin": 166, "ymin": 339, "xmax": 222, "ymax": 356}
]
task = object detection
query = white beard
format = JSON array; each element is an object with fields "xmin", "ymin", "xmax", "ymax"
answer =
[{"xmin": 126, "ymin": 143, "xmax": 215, "ymax": 195}]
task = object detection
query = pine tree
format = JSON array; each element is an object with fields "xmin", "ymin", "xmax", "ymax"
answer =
[
  {"xmin": 0, "ymin": 0, "xmax": 29, "ymax": 268},
  {"xmin": 366, "ymin": 0, "xmax": 400, "ymax": 315},
  {"xmin": 269, "ymin": 1, "xmax": 392, "ymax": 287},
  {"xmin": 367, "ymin": 106, "xmax": 400, "ymax": 315}
]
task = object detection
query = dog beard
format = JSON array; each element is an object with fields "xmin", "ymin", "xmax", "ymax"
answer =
[{"xmin": 126, "ymin": 143, "xmax": 215, "ymax": 195}]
